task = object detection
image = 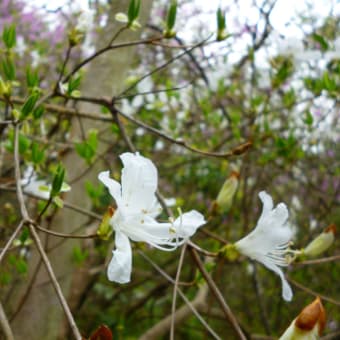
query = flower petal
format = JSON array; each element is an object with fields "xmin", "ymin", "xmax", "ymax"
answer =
[
  {"xmin": 107, "ymin": 231, "xmax": 132, "ymax": 283},
  {"xmin": 120, "ymin": 152, "xmax": 160, "ymax": 215},
  {"xmin": 98, "ymin": 171, "xmax": 122, "ymax": 205},
  {"xmin": 174, "ymin": 210, "xmax": 206, "ymax": 238},
  {"xmin": 257, "ymin": 191, "xmax": 274, "ymax": 225},
  {"xmin": 260, "ymin": 258, "xmax": 293, "ymax": 302}
]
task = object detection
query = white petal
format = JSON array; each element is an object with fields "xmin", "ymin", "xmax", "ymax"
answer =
[
  {"xmin": 107, "ymin": 231, "xmax": 132, "ymax": 283},
  {"xmin": 261, "ymin": 258, "xmax": 293, "ymax": 302},
  {"xmin": 257, "ymin": 191, "xmax": 274, "ymax": 226},
  {"xmin": 174, "ymin": 210, "xmax": 206, "ymax": 238},
  {"xmin": 120, "ymin": 152, "xmax": 159, "ymax": 214},
  {"xmin": 98, "ymin": 171, "xmax": 122, "ymax": 205}
]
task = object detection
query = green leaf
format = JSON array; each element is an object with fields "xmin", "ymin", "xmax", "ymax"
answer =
[
  {"xmin": 311, "ymin": 33, "xmax": 328, "ymax": 51},
  {"xmin": 21, "ymin": 93, "xmax": 40, "ymax": 118},
  {"xmin": 2, "ymin": 24, "xmax": 16, "ymax": 49},
  {"xmin": 51, "ymin": 164, "xmax": 65, "ymax": 197},
  {"xmin": 53, "ymin": 196, "xmax": 64, "ymax": 208},
  {"xmin": 26, "ymin": 67, "xmax": 39, "ymax": 88},
  {"xmin": 33, "ymin": 105, "xmax": 44, "ymax": 119},
  {"xmin": 31, "ymin": 142, "xmax": 45, "ymax": 164},
  {"xmin": 19, "ymin": 227, "xmax": 30, "ymax": 244},
  {"xmin": 2, "ymin": 58, "xmax": 16, "ymax": 80},
  {"xmin": 128, "ymin": 0, "xmax": 136, "ymax": 22},
  {"xmin": 87, "ymin": 129, "xmax": 98, "ymax": 150},
  {"xmin": 166, "ymin": 1, "xmax": 177, "ymax": 31},
  {"xmin": 72, "ymin": 246, "xmax": 89, "ymax": 265},
  {"xmin": 304, "ymin": 110, "xmax": 313, "ymax": 126},
  {"xmin": 322, "ymin": 71, "xmax": 336, "ymax": 91},
  {"xmin": 68, "ymin": 74, "xmax": 82, "ymax": 94},
  {"xmin": 217, "ymin": 8, "xmax": 226, "ymax": 30},
  {"xmin": 75, "ymin": 130, "xmax": 98, "ymax": 164}
]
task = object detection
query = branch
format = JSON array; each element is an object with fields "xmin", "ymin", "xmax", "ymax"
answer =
[
  {"xmin": 0, "ymin": 302, "xmax": 14, "ymax": 340},
  {"xmin": 138, "ymin": 250, "xmax": 220, "ymax": 340},
  {"xmin": 189, "ymin": 247, "xmax": 248, "ymax": 340},
  {"xmin": 13, "ymin": 123, "xmax": 83, "ymax": 340},
  {"xmin": 28, "ymin": 224, "xmax": 83, "ymax": 339},
  {"xmin": 139, "ymin": 283, "xmax": 211, "ymax": 340}
]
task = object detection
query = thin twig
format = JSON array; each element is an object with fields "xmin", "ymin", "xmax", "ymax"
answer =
[
  {"xmin": 170, "ymin": 243, "xmax": 187, "ymax": 340},
  {"xmin": 288, "ymin": 277, "xmax": 340, "ymax": 306},
  {"xmin": 189, "ymin": 247, "xmax": 247, "ymax": 340},
  {"xmin": 32, "ymin": 222, "xmax": 98, "ymax": 239},
  {"xmin": 0, "ymin": 302, "xmax": 14, "ymax": 340},
  {"xmin": 28, "ymin": 224, "xmax": 83, "ymax": 339},
  {"xmin": 138, "ymin": 250, "xmax": 221, "ymax": 340},
  {"xmin": 294, "ymin": 254, "xmax": 340, "ymax": 266},
  {"xmin": 13, "ymin": 123, "xmax": 82, "ymax": 339},
  {"xmin": 0, "ymin": 220, "xmax": 25, "ymax": 264}
]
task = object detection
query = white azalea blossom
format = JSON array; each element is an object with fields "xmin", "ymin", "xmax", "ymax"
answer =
[
  {"xmin": 98, "ymin": 152, "xmax": 206, "ymax": 284},
  {"xmin": 235, "ymin": 191, "xmax": 293, "ymax": 301}
]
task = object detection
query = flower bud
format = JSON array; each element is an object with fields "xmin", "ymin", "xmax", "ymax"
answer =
[
  {"xmin": 215, "ymin": 171, "xmax": 239, "ymax": 214},
  {"xmin": 303, "ymin": 224, "xmax": 336, "ymax": 258},
  {"xmin": 220, "ymin": 243, "xmax": 240, "ymax": 261},
  {"xmin": 97, "ymin": 207, "xmax": 114, "ymax": 240},
  {"xmin": 279, "ymin": 297, "xmax": 326, "ymax": 339}
]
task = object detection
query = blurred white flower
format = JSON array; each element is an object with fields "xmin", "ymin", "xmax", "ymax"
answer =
[
  {"xmin": 98, "ymin": 152, "xmax": 206, "ymax": 284},
  {"xmin": 235, "ymin": 191, "xmax": 293, "ymax": 301},
  {"xmin": 76, "ymin": 9, "xmax": 94, "ymax": 33}
]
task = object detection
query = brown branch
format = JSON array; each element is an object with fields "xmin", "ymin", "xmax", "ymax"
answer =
[
  {"xmin": 170, "ymin": 243, "xmax": 187, "ymax": 340},
  {"xmin": 294, "ymin": 254, "xmax": 340, "ymax": 266},
  {"xmin": 116, "ymin": 107, "xmax": 252, "ymax": 158},
  {"xmin": 63, "ymin": 37, "xmax": 162, "ymax": 82},
  {"xmin": 139, "ymin": 283, "xmax": 211, "ymax": 340},
  {"xmin": 189, "ymin": 247, "xmax": 248, "ymax": 340},
  {"xmin": 32, "ymin": 222, "xmax": 98, "ymax": 239},
  {"xmin": 28, "ymin": 224, "xmax": 83, "ymax": 339},
  {"xmin": 288, "ymin": 277, "xmax": 340, "ymax": 306},
  {"xmin": 138, "ymin": 250, "xmax": 220, "ymax": 340},
  {"xmin": 0, "ymin": 220, "xmax": 25, "ymax": 264},
  {"xmin": 0, "ymin": 302, "xmax": 14, "ymax": 340},
  {"xmin": 12, "ymin": 123, "xmax": 82, "ymax": 340}
]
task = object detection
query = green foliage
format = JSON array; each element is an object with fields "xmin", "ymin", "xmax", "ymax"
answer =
[
  {"xmin": 127, "ymin": 0, "xmax": 140, "ymax": 24},
  {"xmin": 163, "ymin": 1, "xmax": 177, "ymax": 38},
  {"xmin": 21, "ymin": 92, "xmax": 40, "ymax": 118},
  {"xmin": 75, "ymin": 129, "xmax": 98, "ymax": 164},
  {"xmin": 8, "ymin": 254, "xmax": 28, "ymax": 275},
  {"xmin": 26, "ymin": 67, "xmax": 39, "ymax": 88},
  {"xmin": 50, "ymin": 164, "xmax": 66, "ymax": 198},
  {"xmin": 2, "ymin": 57, "xmax": 16, "ymax": 80},
  {"xmin": 72, "ymin": 246, "xmax": 89, "ymax": 265},
  {"xmin": 2, "ymin": 24, "xmax": 16, "ymax": 49},
  {"xmin": 311, "ymin": 33, "xmax": 329, "ymax": 51}
]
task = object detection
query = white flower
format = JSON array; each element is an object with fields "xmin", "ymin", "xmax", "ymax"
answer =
[
  {"xmin": 98, "ymin": 152, "xmax": 206, "ymax": 284},
  {"xmin": 21, "ymin": 166, "xmax": 70, "ymax": 200},
  {"xmin": 235, "ymin": 191, "xmax": 293, "ymax": 301}
]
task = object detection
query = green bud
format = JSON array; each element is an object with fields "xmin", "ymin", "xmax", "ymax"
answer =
[
  {"xmin": 97, "ymin": 207, "xmax": 114, "ymax": 240},
  {"xmin": 303, "ymin": 224, "xmax": 336, "ymax": 258},
  {"xmin": 0, "ymin": 77, "xmax": 12, "ymax": 96},
  {"xmin": 215, "ymin": 171, "xmax": 239, "ymax": 214},
  {"xmin": 220, "ymin": 243, "xmax": 240, "ymax": 261},
  {"xmin": 68, "ymin": 28, "xmax": 84, "ymax": 47},
  {"xmin": 216, "ymin": 8, "xmax": 228, "ymax": 41}
]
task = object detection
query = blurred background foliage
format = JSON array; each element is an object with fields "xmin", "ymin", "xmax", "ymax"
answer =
[{"xmin": 0, "ymin": 0, "xmax": 339, "ymax": 339}]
